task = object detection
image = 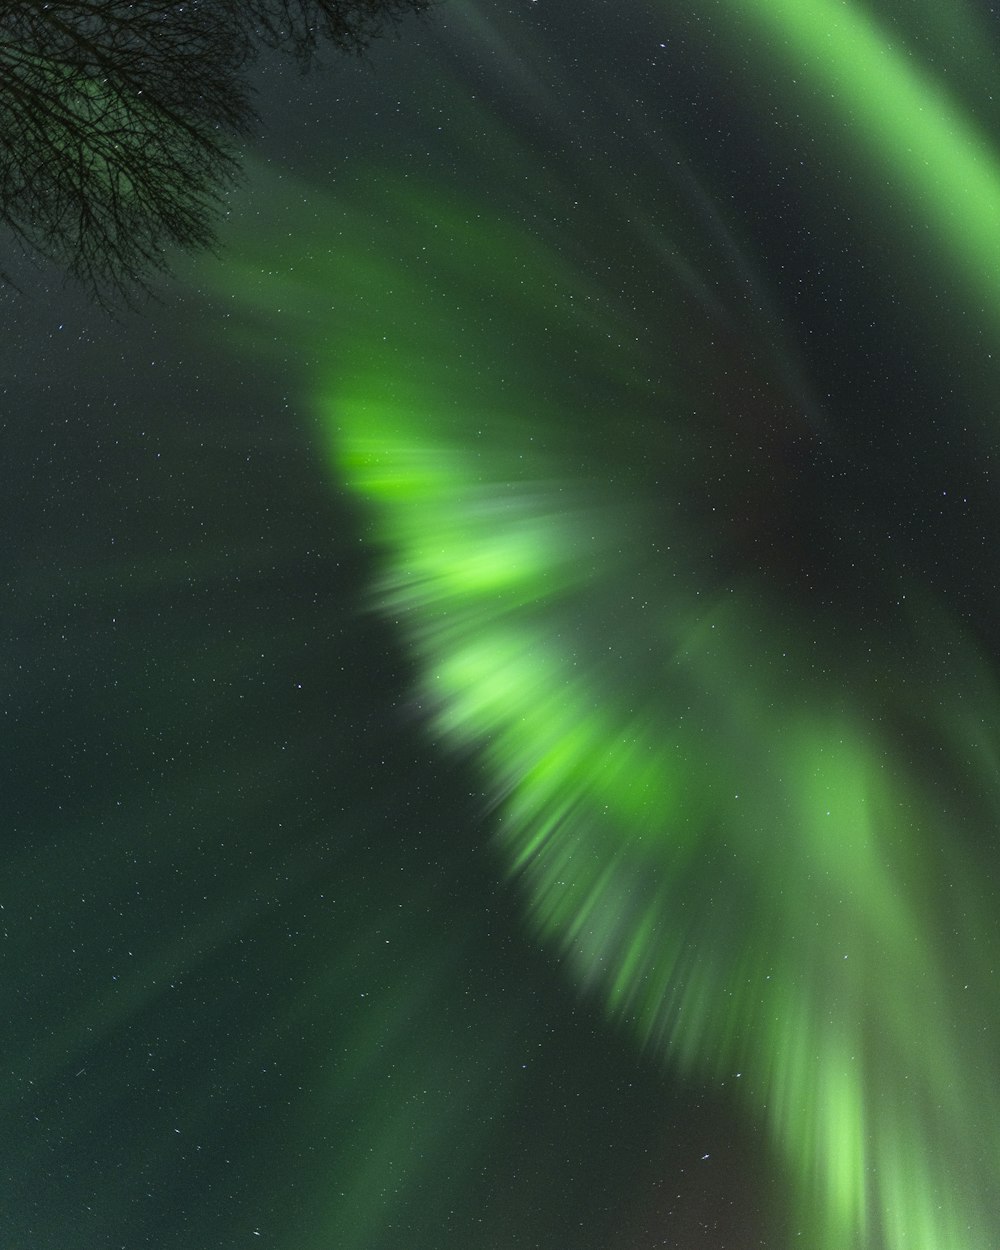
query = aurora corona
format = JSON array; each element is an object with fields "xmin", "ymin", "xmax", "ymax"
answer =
[{"xmin": 212, "ymin": 1, "xmax": 1000, "ymax": 1245}]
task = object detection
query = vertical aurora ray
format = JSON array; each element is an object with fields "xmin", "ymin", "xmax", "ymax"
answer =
[{"xmin": 207, "ymin": 2, "xmax": 1000, "ymax": 1245}]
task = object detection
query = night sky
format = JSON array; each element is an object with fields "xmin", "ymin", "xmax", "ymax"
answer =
[{"xmin": 5, "ymin": 3, "xmax": 1000, "ymax": 1248}]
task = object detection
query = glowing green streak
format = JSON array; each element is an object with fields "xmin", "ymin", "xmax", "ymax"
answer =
[{"xmin": 706, "ymin": 0, "xmax": 1000, "ymax": 328}]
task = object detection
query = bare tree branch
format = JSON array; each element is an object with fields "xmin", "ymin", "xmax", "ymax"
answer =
[
  {"xmin": 234, "ymin": 0, "xmax": 433, "ymax": 66},
  {"xmin": 0, "ymin": 0, "xmax": 433, "ymax": 304}
]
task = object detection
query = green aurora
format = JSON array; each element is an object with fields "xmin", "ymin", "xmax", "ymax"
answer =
[{"xmin": 209, "ymin": 1, "xmax": 1000, "ymax": 1245}]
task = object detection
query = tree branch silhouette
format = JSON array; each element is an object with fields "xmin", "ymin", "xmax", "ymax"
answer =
[
  {"xmin": 238, "ymin": 0, "xmax": 432, "ymax": 65},
  {"xmin": 0, "ymin": 0, "xmax": 432, "ymax": 304}
]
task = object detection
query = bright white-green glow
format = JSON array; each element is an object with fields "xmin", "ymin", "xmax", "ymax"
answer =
[{"xmin": 332, "ymin": 372, "xmax": 1000, "ymax": 1250}]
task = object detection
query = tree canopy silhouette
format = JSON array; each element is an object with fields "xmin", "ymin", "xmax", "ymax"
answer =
[{"xmin": 0, "ymin": 0, "xmax": 431, "ymax": 303}]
